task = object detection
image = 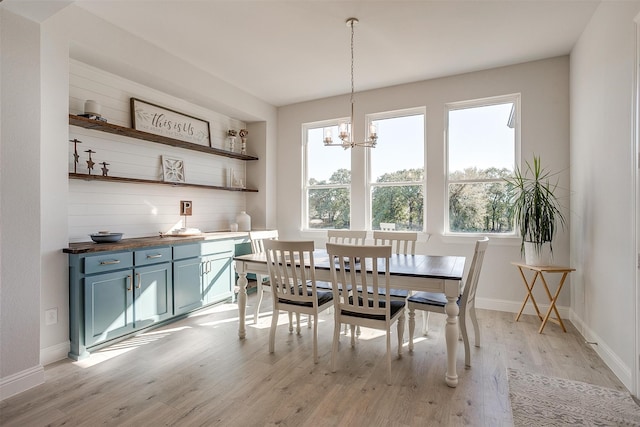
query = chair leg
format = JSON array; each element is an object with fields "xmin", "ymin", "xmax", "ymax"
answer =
[
  {"xmin": 350, "ymin": 325, "xmax": 356, "ymax": 347},
  {"xmin": 254, "ymin": 283, "xmax": 264, "ymax": 324},
  {"xmin": 408, "ymin": 307, "xmax": 415, "ymax": 352},
  {"xmin": 288, "ymin": 312, "xmax": 293, "ymax": 333},
  {"xmin": 269, "ymin": 309, "xmax": 279, "ymax": 354},
  {"xmin": 422, "ymin": 311, "xmax": 429, "ymax": 336},
  {"xmin": 386, "ymin": 326, "xmax": 392, "ymax": 385},
  {"xmin": 397, "ymin": 312, "xmax": 404, "ymax": 357},
  {"xmin": 295, "ymin": 312, "xmax": 301, "ymax": 335},
  {"xmin": 313, "ymin": 314, "xmax": 319, "ymax": 364},
  {"xmin": 308, "ymin": 314, "xmax": 312, "ymax": 329},
  {"xmin": 331, "ymin": 314, "xmax": 341, "ymax": 373},
  {"xmin": 470, "ymin": 306, "xmax": 480, "ymax": 348},
  {"xmin": 459, "ymin": 308, "xmax": 471, "ymax": 368}
]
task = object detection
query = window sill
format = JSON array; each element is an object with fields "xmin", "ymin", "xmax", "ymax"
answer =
[{"xmin": 440, "ymin": 233, "xmax": 521, "ymax": 246}]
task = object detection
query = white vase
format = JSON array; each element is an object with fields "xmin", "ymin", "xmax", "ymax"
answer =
[
  {"xmin": 524, "ymin": 241, "xmax": 553, "ymax": 266},
  {"xmin": 236, "ymin": 211, "xmax": 251, "ymax": 231}
]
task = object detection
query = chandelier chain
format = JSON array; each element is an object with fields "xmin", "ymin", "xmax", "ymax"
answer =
[{"xmin": 350, "ymin": 19, "xmax": 355, "ymax": 107}]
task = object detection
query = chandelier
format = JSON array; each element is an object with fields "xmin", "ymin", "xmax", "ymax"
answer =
[{"xmin": 324, "ymin": 17, "xmax": 378, "ymax": 149}]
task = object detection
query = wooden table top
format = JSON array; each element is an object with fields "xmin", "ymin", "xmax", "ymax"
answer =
[
  {"xmin": 235, "ymin": 250, "xmax": 466, "ymax": 281},
  {"xmin": 63, "ymin": 231, "xmax": 249, "ymax": 254},
  {"xmin": 511, "ymin": 261, "xmax": 575, "ymax": 273}
]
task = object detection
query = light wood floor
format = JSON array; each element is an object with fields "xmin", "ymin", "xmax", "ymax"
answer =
[{"xmin": 0, "ymin": 292, "xmax": 628, "ymax": 426}]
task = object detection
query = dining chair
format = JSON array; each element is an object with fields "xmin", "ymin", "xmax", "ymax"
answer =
[
  {"xmin": 327, "ymin": 229, "xmax": 367, "ymax": 245},
  {"xmin": 326, "ymin": 243, "xmax": 405, "ymax": 385},
  {"xmin": 371, "ymin": 230, "xmax": 421, "ymax": 302},
  {"xmin": 263, "ymin": 240, "xmax": 333, "ymax": 364},
  {"xmin": 248, "ymin": 230, "xmax": 281, "ymax": 325},
  {"xmin": 372, "ymin": 230, "xmax": 418, "ymax": 255},
  {"xmin": 407, "ymin": 237, "xmax": 489, "ymax": 367}
]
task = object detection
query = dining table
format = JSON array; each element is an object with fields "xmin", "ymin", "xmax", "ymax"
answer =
[{"xmin": 233, "ymin": 249, "xmax": 466, "ymax": 387}]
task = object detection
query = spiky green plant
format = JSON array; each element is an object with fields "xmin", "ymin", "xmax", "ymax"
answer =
[{"xmin": 504, "ymin": 156, "xmax": 566, "ymax": 255}]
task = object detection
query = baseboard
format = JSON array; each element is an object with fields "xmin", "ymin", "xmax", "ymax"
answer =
[
  {"xmin": 0, "ymin": 365, "xmax": 45, "ymax": 401},
  {"xmin": 41, "ymin": 341, "xmax": 70, "ymax": 366},
  {"xmin": 569, "ymin": 310, "xmax": 633, "ymax": 391}
]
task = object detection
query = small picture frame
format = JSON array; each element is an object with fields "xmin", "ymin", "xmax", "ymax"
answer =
[
  {"xmin": 227, "ymin": 167, "xmax": 245, "ymax": 188},
  {"xmin": 162, "ymin": 156, "xmax": 185, "ymax": 183}
]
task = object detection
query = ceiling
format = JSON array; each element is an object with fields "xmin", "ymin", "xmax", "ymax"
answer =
[{"xmin": 4, "ymin": 1, "xmax": 600, "ymax": 107}]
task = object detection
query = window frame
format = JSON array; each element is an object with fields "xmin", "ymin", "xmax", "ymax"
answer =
[
  {"xmin": 366, "ymin": 107, "xmax": 427, "ymax": 232},
  {"xmin": 444, "ymin": 93, "xmax": 521, "ymax": 237},
  {"xmin": 302, "ymin": 118, "xmax": 351, "ymax": 231}
]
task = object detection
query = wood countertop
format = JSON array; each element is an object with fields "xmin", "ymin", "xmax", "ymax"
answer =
[{"xmin": 63, "ymin": 231, "xmax": 250, "ymax": 254}]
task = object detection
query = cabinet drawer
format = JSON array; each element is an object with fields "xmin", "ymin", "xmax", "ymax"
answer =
[
  {"xmin": 173, "ymin": 240, "xmax": 234, "ymax": 260},
  {"xmin": 84, "ymin": 252, "xmax": 133, "ymax": 274},
  {"xmin": 135, "ymin": 247, "xmax": 172, "ymax": 266}
]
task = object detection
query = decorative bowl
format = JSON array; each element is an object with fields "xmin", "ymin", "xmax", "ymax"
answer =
[{"xmin": 90, "ymin": 232, "xmax": 123, "ymax": 243}]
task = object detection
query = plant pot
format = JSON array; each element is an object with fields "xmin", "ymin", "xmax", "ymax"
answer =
[{"xmin": 524, "ymin": 241, "xmax": 553, "ymax": 266}]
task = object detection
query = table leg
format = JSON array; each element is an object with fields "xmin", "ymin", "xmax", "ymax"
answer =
[
  {"xmin": 515, "ymin": 269, "xmax": 543, "ymax": 322},
  {"xmin": 538, "ymin": 272, "xmax": 568, "ymax": 333},
  {"xmin": 237, "ymin": 271, "xmax": 248, "ymax": 339},
  {"xmin": 444, "ymin": 281, "xmax": 459, "ymax": 388}
]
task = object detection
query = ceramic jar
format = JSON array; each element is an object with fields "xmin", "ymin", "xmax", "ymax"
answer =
[{"xmin": 236, "ymin": 211, "xmax": 251, "ymax": 231}]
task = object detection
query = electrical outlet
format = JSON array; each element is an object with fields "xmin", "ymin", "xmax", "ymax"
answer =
[{"xmin": 45, "ymin": 308, "xmax": 58, "ymax": 325}]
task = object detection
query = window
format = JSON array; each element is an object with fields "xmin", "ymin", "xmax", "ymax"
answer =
[
  {"xmin": 368, "ymin": 109, "xmax": 425, "ymax": 231},
  {"xmin": 303, "ymin": 109, "xmax": 425, "ymax": 232},
  {"xmin": 303, "ymin": 121, "xmax": 351, "ymax": 229},
  {"xmin": 446, "ymin": 94, "xmax": 519, "ymax": 234}
]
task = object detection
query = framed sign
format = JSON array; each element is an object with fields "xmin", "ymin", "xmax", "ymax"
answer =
[{"xmin": 131, "ymin": 98, "xmax": 211, "ymax": 146}]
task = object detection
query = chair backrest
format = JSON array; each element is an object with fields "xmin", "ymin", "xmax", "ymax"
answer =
[
  {"xmin": 249, "ymin": 230, "xmax": 279, "ymax": 254},
  {"xmin": 327, "ymin": 230, "xmax": 367, "ymax": 245},
  {"xmin": 460, "ymin": 237, "xmax": 489, "ymax": 311},
  {"xmin": 372, "ymin": 231, "xmax": 418, "ymax": 255},
  {"xmin": 379, "ymin": 222, "xmax": 396, "ymax": 231},
  {"xmin": 326, "ymin": 243, "xmax": 392, "ymax": 319},
  {"xmin": 263, "ymin": 240, "xmax": 319, "ymax": 306}
]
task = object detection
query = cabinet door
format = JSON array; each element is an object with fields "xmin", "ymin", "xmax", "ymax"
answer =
[
  {"xmin": 203, "ymin": 251, "xmax": 234, "ymax": 304},
  {"xmin": 84, "ymin": 270, "xmax": 134, "ymax": 347},
  {"xmin": 173, "ymin": 257, "xmax": 204, "ymax": 315},
  {"xmin": 134, "ymin": 262, "xmax": 173, "ymax": 329}
]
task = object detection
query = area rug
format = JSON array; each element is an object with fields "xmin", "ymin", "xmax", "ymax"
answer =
[{"xmin": 507, "ymin": 368, "xmax": 640, "ymax": 426}]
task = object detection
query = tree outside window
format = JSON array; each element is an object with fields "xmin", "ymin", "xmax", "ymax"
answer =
[
  {"xmin": 369, "ymin": 110, "xmax": 425, "ymax": 231},
  {"xmin": 446, "ymin": 95, "xmax": 519, "ymax": 234}
]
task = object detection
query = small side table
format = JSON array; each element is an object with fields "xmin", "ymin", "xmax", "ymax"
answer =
[{"xmin": 512, "ymin": 262, "xmax": 575, "ymax": 333}]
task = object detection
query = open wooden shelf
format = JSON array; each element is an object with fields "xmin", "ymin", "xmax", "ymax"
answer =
[
  {"xmin": 69, "ymin": 173, "xmax": 258, "ymax": 192},
  {"xmin": 69, "ymin": 114, "xmax": 259, "ymax": 161}
]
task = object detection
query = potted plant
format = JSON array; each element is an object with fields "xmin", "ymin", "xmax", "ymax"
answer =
[{"xmin": 504, "ymin": 156, "xmax": 566, "ymax": 266}]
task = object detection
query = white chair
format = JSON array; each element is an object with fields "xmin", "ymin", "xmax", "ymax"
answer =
[
  {"xmin": 407, "ymin": 237, "xmax": 489, "ymax": 367},
  {"xmin": 327, "ymin": 229, "xmax": 367, "ymax": 245},
  {"xmin": 379, "ymin": 222, "xmax": 396, "ymax": 231},
  {"xmin": 326, "ymin": 229, "xmax": 367, "ymax": 334},
  {"xmin": 248, "ymin": 230, "xmax": 279, "ymax": 324},
  {"xmin": 327, "ymin": 243, "xmax": 405, "ymax": 385},
  {"xmin": 373, "ymin": 230, "xmax": 418, "ymax": 255},
  {"xmin": 263, "ymin": 240, "xmax": 333, "ymax": 364}
]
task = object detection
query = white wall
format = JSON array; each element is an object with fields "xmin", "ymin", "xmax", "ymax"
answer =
[
  {"xmin": 1, "ymin": 4, "xmax": 278, "ymax": 399},
  {"xmin": 277, "ymin": 57, "xmax": 571, "ymax": 314},
  {"xmin": 68, "ymin": 60, "xmax": 249, "ymax": 241},
  {"xmin": 0, "ymin": 9, "xmax": 45, "ymax": 399},
  {"xmin": 570, "ymin": 1, "xmax": 640, "ymax": 391}
]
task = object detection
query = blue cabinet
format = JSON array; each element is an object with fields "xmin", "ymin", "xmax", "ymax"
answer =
[
  {"xmin": 173, "ymin": 240, "xmax": 234, "ymax": 315},
  {"xmin": 81, "ymin": 248, "xmax": 173, "ymax": 348},
  {"xmin": 67, "ymin": 237, "xmax": 239, "ymax": 360}
]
